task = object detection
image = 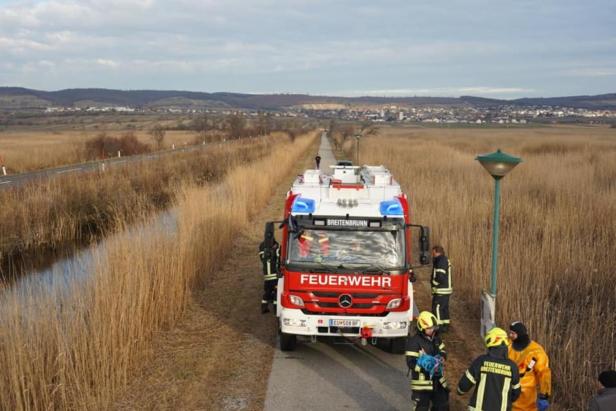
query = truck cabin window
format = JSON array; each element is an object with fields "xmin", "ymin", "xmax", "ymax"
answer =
[{"xmin": 287, "ymin": 227, "xmax": 404, "ymax": 270}]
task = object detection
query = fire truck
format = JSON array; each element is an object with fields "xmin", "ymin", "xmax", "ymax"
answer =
[{"xmin": 266, "ymin": 164, "xmax": 430, "ymax": 352}]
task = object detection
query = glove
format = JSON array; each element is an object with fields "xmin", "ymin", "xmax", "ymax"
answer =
[
  {"xmin": 537, "ymin": 394, "xmax": 549, "ymax": 411},
  {"xmin": 409, "ymin": 269, "xmax": 416, "ymax": 283}
]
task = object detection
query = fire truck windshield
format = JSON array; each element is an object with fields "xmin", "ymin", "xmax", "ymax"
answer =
[{"xmin": 286, "ymin": 228, "xmax": 405, "ymax": 271}]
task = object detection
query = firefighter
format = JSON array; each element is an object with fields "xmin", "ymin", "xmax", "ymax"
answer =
[
  {"xmin": 431, "ymin": 245, "xmax": 452, "ymax": 332},
  {"xmin": 315, "ymin": 153, "xmax": 321, "ymax": 169},
  {"xmin": 405, "ymin": 311, "xmax": 449, "ymax": 411},
  {"xmin": 259, "ymin": 222, "xmax": 280, "ymax": 314},
  {"xmin": 298, "ymin": 231, "xmax": 329, "ymax": 259},
  {"xmin": 457, "ymin": 327, "xmax": 521, "ymax": 410},
  {"xmin": 507, "ymin": 321, "xmax": 552, "ymax": 411}
]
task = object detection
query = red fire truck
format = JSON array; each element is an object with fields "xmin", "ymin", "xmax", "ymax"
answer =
[{"xmin": 267, "ymin": 164, "xmax": 430, "ymax": 352}]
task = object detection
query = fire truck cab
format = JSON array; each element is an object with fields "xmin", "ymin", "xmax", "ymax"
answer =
[{"xmin": 268, "ymin": 164, "xmax": 430, "ymax": 352}]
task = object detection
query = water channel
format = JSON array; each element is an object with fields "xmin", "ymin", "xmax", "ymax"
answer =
[{"xmin": 0, "ymin": 209, "xmax": 178, "ymax": 313}]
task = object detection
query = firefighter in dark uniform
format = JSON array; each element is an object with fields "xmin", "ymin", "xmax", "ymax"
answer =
[
  {"xmin": 405, "ymin": 311, "xmax": 450, "ymax": 411},
  {"xmin": 431, "ymin": 245, "xmax": 452, "ymax": 332},
  {"xmin": 259, "ymin": 222, "xmax": 280, "ymax": 314},
  {"xmin": 457, "ymin": 327, "xmax": 521, "ymax": 411}
]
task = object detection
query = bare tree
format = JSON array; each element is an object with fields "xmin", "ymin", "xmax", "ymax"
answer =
[
  {"xmin": 192, "ymin": 113, "xmax": 212, "ymax": 143},
  {"xmin": 149, "ymin": 124, "xmax": 166, "ymax": 149},
  {"xmin": 257, "ymin": 112, "xmax": 273, "ymax": 136},
  {"xmin": 227, "ymin": 113, "xmax": 246, "ymax": 139}
]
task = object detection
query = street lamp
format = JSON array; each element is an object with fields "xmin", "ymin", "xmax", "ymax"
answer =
[
  {"xmin": 476, "ymin": 149, "xmax": 522, "ymax": 333},
  {"xmin": 476, "ymin": 149, "xmax": 522, "ymax": 296}
]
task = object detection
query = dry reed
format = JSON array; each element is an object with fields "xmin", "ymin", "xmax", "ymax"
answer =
[
  {"xmin": 351, "ymin": 125, "xmax": 616, "ymax": 410},
  {"xmin": 0, "ymin": 131, "xmax": 318, "ymax": 409}
]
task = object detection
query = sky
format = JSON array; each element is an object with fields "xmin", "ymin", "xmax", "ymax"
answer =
[{"xmin": 0, "ymin": 0, "xmax": 615, "ymax": 98}]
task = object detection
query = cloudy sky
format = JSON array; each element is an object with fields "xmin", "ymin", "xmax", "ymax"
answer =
[{"xmin": 1, "ymin": 0, "xmax": 615, "ymax": 98}]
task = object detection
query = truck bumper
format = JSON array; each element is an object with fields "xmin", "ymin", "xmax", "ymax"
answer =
[{"xmin": 279, "ymin": 308, "xmax": 410, "ymax": 338}]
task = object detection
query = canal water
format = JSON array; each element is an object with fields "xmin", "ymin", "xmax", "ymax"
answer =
[{"xmin": 1, "ymin": 209, "xmax": 178, "ymax": 311}]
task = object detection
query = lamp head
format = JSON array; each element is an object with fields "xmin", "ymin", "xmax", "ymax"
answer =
[{"xmin": 476, "ymin": 149, "xmax": 522, "ymax": 178}]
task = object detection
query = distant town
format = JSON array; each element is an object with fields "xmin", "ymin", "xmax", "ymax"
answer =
[{"xmin": 42, "ymin": 103, "xmax": 616, "ymax": 125}]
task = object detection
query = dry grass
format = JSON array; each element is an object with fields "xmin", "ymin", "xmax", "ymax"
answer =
[
  {"xmin": 348, "ymin": 124, "xmax": 616, "ymax": 410},
  {"xmin": 0, "ymin": 131, "xmax": 318, "ymax": 410},
  {"xmin": 0, "ymin": 135, "xmax": 287, "ymax": 278},
  {"xmin": 0, "ymin": 129, "xmax": 217, "ymax": 173}
]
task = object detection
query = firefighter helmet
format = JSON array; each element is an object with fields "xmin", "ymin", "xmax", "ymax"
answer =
[
  {"xmin": 484, "ymin": 327, "xmax": 508, "ymax": 348},
  {"xmin": 416, "ymin": 311, "xmax": 438, "ymax": 332}
]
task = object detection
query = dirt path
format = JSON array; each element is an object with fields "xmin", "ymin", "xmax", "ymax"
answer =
[
  {"xmin": 113, "ymin": 133, "xmax": 485, "ymax": 411},
  {"xmin": 113, "ymin": 140, "xmax": 319, "ymax": 411}
]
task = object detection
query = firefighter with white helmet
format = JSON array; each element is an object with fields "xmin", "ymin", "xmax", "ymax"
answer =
[
  {"xmin": 457, "ymin": 327, "xmax": 521, "ymax": 410},
  {"xmin": 405, "ymin": 311, "xmax": 449, "ymax": 411}
]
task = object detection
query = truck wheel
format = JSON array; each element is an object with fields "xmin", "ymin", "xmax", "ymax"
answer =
[
  {"xmin": 389, "ymin": 337, "xmax": 406, "ymax": 354},
  {"xmin": 280, "ymin": 332, "xmax": 297, "ymax": 351}
]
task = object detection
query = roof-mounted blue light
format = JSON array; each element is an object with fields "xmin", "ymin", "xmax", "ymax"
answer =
[
  {"xmin": 379, "ymin": 199, "xmax": 403, "ymax": 216},
  {"xmin": 291, "ymin": 197, "xmax": 316, "ymax": 214}
]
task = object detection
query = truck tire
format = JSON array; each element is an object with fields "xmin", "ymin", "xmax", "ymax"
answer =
[
  {"xmin": 389, "ymin": 337, "xmax": 406, "ymax": 354},
  {"xmin": 280, "ymin": 332, "xmax": 297, "ymax": 351}
]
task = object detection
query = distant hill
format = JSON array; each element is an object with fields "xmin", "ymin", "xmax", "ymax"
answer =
[{"xmin": 1, "ymin": 87, "xmax": 615, "ymax": 110}]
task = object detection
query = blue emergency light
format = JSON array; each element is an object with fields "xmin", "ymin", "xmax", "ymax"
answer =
[
  {"xmin": 291, "ymin": 197, "xmax": 316, "ymax": 213},
  {"xmin": 379, "ymin": 199, "xmax": 403, "ymax": 216}
]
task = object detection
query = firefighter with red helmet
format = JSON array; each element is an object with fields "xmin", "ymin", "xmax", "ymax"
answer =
[
  {"xmin": 457, "ymin": 327, "xmax": 521, "ymax": 410},
  {"xmin": 507, "ymin": 321, "xmax": 552, "ymax": 411},
  {"xmin": 405, "ymin": 311, "xmax": 449, "ymax": 411},
  {"xmin": 259, "ymin": 222, "xmax": 280, "ymax": 314}
]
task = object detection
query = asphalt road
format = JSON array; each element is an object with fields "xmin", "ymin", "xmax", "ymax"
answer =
[
  {"xmin": 0, "ymin": 141, "xmax": 222, "ymax": 190},
  {"xmin": 264, "ymin": 134, "xmax": 415, "ymax": 411}
]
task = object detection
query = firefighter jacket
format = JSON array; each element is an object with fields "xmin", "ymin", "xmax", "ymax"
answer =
[
  {"xmin": 457, "ymin": 345, "xmax": 521, "ymax": 411},
  {"xmin": 259, "ymin": 240, "xmax": 280, "ymax": 281},
  {"xmin": 508, "ymin": 340, "xmax": 551, "ymax": 411},
  {"xmin": 431, "ymin": 254, "xmax": 452, "ymax": 295},
  {"xmin": 298, "ymin": 232, "xmax": 330, "ymax": 258},
  {"xmin": 405, "ymin": 332, "xmax": 448, "ymax": 392}
]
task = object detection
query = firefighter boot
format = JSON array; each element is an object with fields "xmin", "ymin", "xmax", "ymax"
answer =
[{"xmin": 261, "ymin": 302, "xmax": 270, "ymax": 314}]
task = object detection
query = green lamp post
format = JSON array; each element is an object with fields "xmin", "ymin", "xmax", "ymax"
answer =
[{"xmin": 476, "ymin": 149, "xmax": 522, "ymax": 297}]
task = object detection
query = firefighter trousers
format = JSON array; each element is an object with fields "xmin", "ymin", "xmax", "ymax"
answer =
[
  {"xmin": 411, "ymin": 385, "xmax": 449, "ymax": 411},
  {"xmin": 431, "ymin": 294, "xmax": 450, "ymax": 327},
  {"xmin": 262, "ymin": 279, "xmax": 277, "ymax": 307}
]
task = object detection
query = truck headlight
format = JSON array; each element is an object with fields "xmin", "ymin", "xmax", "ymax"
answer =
[
  {"xmin": 386, "ymin": 298, "xmax": 402, "ymax": 310},
  {"xmin": 289, "ymin": 295, "xmax": 304, "ymax": 307},
  {"xmin": 283, "ymin": 318, "xmax": 306, "ymax": 327},
  {"xmin": 383, "ymin": 321, "xmax": 408, "ymax": 330}
]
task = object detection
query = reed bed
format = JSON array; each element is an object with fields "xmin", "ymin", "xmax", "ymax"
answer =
[
  {"xmin": 352, "ymin": 125, "xmax": 616, "ymax": 410},
  {"xmin": 0, "ymin": 135, "xmax": 286, "ymax": 278},
  {"xmin": 0, "ymin": 131, "xmax": 318, "ymax": 409}
]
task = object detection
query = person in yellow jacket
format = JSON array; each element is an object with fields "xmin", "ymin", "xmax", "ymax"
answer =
[{"xmin": 508, "ymin": 321, "xmax": 552, "ymax": 411}]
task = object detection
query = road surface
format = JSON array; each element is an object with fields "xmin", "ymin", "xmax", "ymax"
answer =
[
  {"xmin": 264, "ymin": 133, "xmax": 414, "ymax": 411},
  {"xmin": 0, "ymin": 141, "xmax": 224, "ymax": 190}
]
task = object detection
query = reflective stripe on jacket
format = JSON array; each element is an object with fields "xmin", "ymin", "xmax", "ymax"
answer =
[
  {"xmin": 458, "ymin": 345, "xmax": 521, "ymax": 411},
  {"xmin": 405, "ymin": 332, "xmax": 447, "ymax": 392},
  {"xmin": 431, "ymin": 255, "xmax": 452, "ymax": 295}
]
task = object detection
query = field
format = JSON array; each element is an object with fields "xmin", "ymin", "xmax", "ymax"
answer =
[
  {"xmin": 348, "ymin": 124, "xmax": 616, "ymax": 410},
  {"xmin": 0, "ymin": 129, "xmax": 318, "ymax": 409},
  {"xmin": 0, "ymin": 128, "xmax": 215, "ymax": 173}
]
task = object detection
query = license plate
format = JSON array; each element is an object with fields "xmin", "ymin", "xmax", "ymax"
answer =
[{"xmin": 329, "ymin": 319, "xmax": 360, "ymax": 327}]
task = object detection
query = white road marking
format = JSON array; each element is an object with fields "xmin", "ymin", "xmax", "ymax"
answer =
[{"xmin": 0, "ymin": 181, "xmax": 12, "ymax": 185}]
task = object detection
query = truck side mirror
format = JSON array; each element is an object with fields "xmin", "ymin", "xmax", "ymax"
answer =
[
  {"xmin": 419, "ymin": 226, "xmax": 430, "ymax": 265},
  {"xmin": 407, "ymin": 224, "xmax": 431, "ymax": 267}
]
